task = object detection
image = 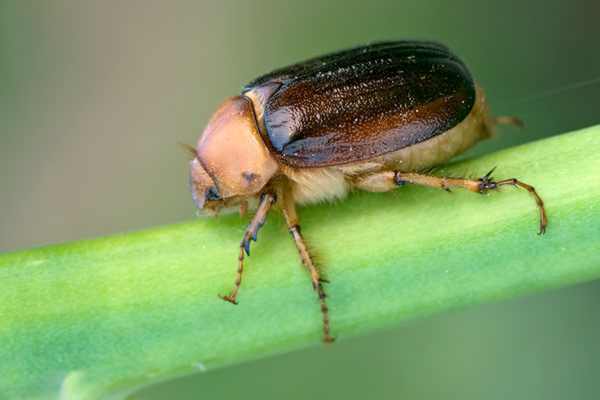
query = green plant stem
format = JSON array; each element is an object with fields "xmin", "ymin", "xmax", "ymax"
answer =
[{"xmin": 2, "ymin": 125, "xmax": 600, "ymax": 399}]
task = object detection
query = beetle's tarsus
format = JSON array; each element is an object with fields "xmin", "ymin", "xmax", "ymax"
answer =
[
  {"xmin": 477, "ymin": 173, "xmax": 548, "ymax": 235},
  {"xmin": 485, "ymin": 176, "xmax": 547, "ymax": 235},
  {"xmin": 219, "ymin": 294, "xmax": 239, "ymax": 305}
]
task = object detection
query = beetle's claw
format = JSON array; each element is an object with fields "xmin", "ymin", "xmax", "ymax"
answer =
[
  {"xmin": 323, "ymin": 335, "xmax": 336, "ymax": 344},
  {"xmin": 538, "ymin": 224, "xmax": 547, "ymax": 236},
  {"xmin": 219, "ymin": 294, "xmax": 238, "ymax": 305}
]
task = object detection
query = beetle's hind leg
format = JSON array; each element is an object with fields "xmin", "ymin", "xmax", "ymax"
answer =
[
  {"xmin": 219, "ymin": 193, "xmax": 275, "ymax": 305},
  {"xmin": 354, "ymin": 169, "xmax": 547, "ymax": 234},
  {"xmin": 491, "ymin": 115, "xmax": 524, "ymax": 128},
  {"xmin": 395, "ymin": 169, "xmax": 547, "ymax": 234}
]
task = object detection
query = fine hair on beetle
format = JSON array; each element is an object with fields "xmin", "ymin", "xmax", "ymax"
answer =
[{"xmin": 187, "ymin": 41, "xmax": 548, "ymax": 343}]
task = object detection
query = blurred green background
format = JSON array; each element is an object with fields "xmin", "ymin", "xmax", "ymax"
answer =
[{"xmin": 1, "ymin": 1, "xmax": 599, "ymax": 399}]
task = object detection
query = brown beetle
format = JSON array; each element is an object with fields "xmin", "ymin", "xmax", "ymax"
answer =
[{"xmin": 189, "ymin": 41, "xmax": 547, "ymax": 343}]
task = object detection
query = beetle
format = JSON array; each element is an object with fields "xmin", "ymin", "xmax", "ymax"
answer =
[{"xmin": 189, "ymin": 41, "xmax": 547, "ymax": 343}]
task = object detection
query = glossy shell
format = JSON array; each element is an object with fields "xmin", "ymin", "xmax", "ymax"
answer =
[{"xmin": 243, "ymin": 41, "xmax": 476, "ymax": 168}]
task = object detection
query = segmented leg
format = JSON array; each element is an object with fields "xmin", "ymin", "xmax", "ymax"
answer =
[
  {"xmin": 395, "ymin": 168, "xmax": 548, "ymax": 234},
  {"xmin": 279, "ymin": 185, "xmax": 334, "ymax": 343},
  {"xmin": 219, "ymin": 193, "xmax": 275, "ymax": 305},
  {"xmin": 492, "ymin": 115, "xmax": 524, "ymax": 127},
  {"xmin": 288, "ymin": 224, "xmax": 334, "ymax": 343},
  {"xmin": 354, "ymin": 168, "xmax": 547, "ymax": 234}
]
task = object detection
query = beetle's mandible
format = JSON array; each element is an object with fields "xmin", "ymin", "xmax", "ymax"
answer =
[{"xmin": 189, "ymin": 41, "xmax": 548, "ymax": 343}]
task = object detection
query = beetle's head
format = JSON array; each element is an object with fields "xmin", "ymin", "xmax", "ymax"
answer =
[{"xmin": 190, "ymin": 96, "xmax": 278, "ymax": 214}]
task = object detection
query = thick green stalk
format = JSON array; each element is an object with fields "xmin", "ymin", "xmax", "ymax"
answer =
[{"xmin": 1, "ymin": 125, "xmax": 599, "ymax": 399}]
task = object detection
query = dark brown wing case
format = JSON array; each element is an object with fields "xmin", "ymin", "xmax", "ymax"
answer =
[{"xmin": 243, "ymin": 41, "xmax": 476, "ymax": 168}]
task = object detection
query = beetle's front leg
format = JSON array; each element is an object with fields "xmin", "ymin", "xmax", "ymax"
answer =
[
  {"xmin": 219, "ymin": 193, "xmax": 275, "ymax": 305},
  {"xmin": 277, "ymin": 184, "xmax": 334, "ymax": 343},
  {"xmin": 354, "ymin": 169, "xmax": 547, "ymax": 234}
]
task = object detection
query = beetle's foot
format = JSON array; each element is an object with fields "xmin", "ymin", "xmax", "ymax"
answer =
[
  {"xmin": 323, "ymin": 334, "xmax": 336, "ymax": 344},
  {"xmin": 476, "ymin": 167, "xmax": 547, "ymax": 235},
  {"xmin": 219, "ymin": 293, "xmax": 239, "ymax": 305},
  {"xmin": 538, "ymin": 223, "xmax": 547, "ymax": 236}
]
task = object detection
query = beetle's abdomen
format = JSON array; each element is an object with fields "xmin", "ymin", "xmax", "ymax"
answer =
[{"xmin": 247, "ymin": 42, "xmax": 476, "ymax": 168}]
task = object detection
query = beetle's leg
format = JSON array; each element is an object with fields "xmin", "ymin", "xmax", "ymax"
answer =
[
  {"xmin": 395, "ymin": 169, "xmax": 548, "ymax": 235},
  {"xmin": 278, "ymin": 184, "xmax": 334, "ymax": 343},
  {"xmin": 219, "ymin": 193, "xmax": 275, "ymax": 305},
  {"xmin": 491, "ymin": 115, "xmax": 524, "ymax": 127},
  {"xmin": 354, "ymin": 171, "xmax": 398, "ymax": 193},
  {"xmin": 354, "ymin": 169, "xmax": 547, "ymax": 234}
]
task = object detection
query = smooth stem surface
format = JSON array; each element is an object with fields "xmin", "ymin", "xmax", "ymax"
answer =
[{"xmin": 1, "ymin": 125, "xmax": 600, "ymax": 399}]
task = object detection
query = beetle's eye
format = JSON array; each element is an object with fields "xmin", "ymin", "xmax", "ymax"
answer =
[{"xmin": 205, "ymin": 186, "xmax": 221, "ymax": 201}]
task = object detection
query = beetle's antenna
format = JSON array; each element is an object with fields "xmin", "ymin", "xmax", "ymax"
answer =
[{"xmin": 178, "ymin": 142, "xmax": 197, "ymax": 159}]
